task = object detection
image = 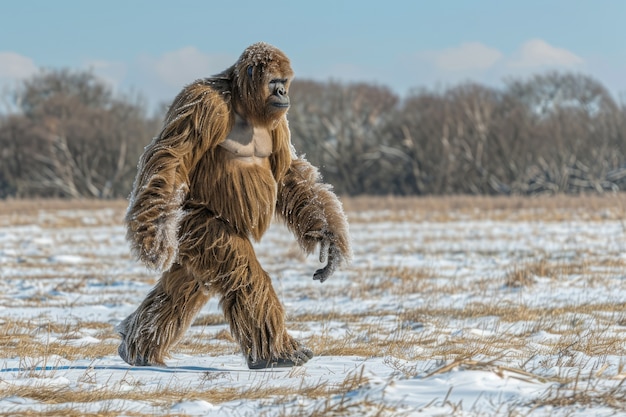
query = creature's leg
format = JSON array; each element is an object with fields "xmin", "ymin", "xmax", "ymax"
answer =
[
  {"xmin": 182, "ymin": 219, "xmax": 313, "ymax": 369},
  {"xmin": 117, "ymin": 263, "xmax": 210, "ymax": 366}
]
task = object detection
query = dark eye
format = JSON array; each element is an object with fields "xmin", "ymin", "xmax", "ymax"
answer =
[{"xmin": 247, "ymin": 66, "xmax": 253, "ymax": 78}]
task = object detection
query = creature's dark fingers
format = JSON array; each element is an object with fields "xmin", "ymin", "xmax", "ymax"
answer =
[
  {"xmin": 319, "ymin": 239, "xmax": 329, "ymax": 263},
  {"xmin": 313, "ymin": 246, "xmax": 339, "ymax": 283},
  {"xmin": 313, "ymin": 265, "xmax": 331, "ymax": 283}
]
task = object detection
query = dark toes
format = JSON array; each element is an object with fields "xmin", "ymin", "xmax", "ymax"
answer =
[
  {"xmin": 290, "ymin": 344, "xmax": 314, "ymax": 365},
  {"xmin": 118, "ymin": 341, "xmax": 151, "ymax": 366},
  {"xmin": 247, "ymin": 346, "xmax": 314, "ymax": 369},
  {"xmin": 247, "ymin": 356, "xmax": 295, "ymax": 369},
  {"xmin": 298, "ymin": 346, "xmax": 314, "ymax": 360}
]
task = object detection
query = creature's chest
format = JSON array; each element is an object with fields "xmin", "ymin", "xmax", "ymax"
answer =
[{"xmin": 218, "ymin": 118, "xmax": 272, "ymax": 164}]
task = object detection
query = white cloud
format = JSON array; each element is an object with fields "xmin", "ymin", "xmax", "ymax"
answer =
[
  {"xmin": 0, "ymin": 49, "xmax": 236, "ymax": 113},
  {"xmin": 396, "ymin": 39, "xmax": 587, "ymax": 95},
  {"xmin": 508, "ymin": 39, "xmax": 584, "ymax": 68},
  {"xmin": 417, "ymin": 39, "xmax": 583, "ymax": 75},
  {"xmin": 123, "ymin": 47, "xmax": 237, "ymax": 111},
  {"xmin": 0, "ymin": 51, "xmax": 38, "ymax": 79},
  {"xmin": 426, "ymin": 42, "xmax": 503, "ymax": 72},
  {"xmin": 149, "ymin": 46, "xmax": 234, "ymax": 88}
]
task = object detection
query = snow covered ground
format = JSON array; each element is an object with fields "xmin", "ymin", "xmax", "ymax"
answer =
[{"xmin": 0, "ymin": 199, "xmax": 625, "ymax": 416}]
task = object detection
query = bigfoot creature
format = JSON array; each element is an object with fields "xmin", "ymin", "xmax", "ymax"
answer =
[{"xmin": 118, "ymin": 42, "xmax": 351, "ymax": 369}]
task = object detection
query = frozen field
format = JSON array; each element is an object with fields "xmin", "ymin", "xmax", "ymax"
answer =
[{"xmin": 0, "ymin": 196, "xmax": 625, "ymax": 416}]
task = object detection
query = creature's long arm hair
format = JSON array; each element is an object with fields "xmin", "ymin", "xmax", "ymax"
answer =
[
  {"xmin": 126, "ymin": 79, "xmax": 232, "ymax": 271},
  {"xmin": 276, "ymin": 151, "xmax": 352, "ymax": 282}
]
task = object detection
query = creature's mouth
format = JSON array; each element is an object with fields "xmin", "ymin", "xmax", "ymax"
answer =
[{"xmin": 272, "ymin": 103, "xmax": 290, "ymax": 108}]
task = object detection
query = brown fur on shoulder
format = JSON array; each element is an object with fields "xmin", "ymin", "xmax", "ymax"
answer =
[{"xmin": 125, "ymin": 79, "xmax": 233, "ymax": 271}]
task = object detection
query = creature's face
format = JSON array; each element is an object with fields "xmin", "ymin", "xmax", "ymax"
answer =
[
  {"xmin": 235, "ymin": 43, "xmax": 294, "ymax": 125},
  {"xmin": 265, "ymin": 74, "xmax": 290, "ymax": 111}
]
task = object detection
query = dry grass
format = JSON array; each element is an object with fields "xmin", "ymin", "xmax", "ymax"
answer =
[
  {"xmin": 344, "ymin": 193, "xmax": 626, "ymax": 222},
  {"xmin": 1, "ymin": 195, "xmax": 626, "ymax": 415},
  {"xmin": 0, "ymin": 199, "xmax": 127, "ymax": 216},
  {"xmin": 2, "ymin": 192, "xmax": 626, "ymax": 224},
  {"xmin": 0, "ymin": 362, "xmax": 372, "ymax": 416},
  {"xmin": 531, "ymin": 376, "xmax": 626, "ymax": 410}
]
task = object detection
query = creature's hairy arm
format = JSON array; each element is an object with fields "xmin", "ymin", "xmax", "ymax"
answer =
[
  {"xmin": 276, "ymin": 157, "xmax": 352, "ymax": 282},
  {"xmin": 126, "ymin": 82, "xmax": 230, "ymax": 271}
]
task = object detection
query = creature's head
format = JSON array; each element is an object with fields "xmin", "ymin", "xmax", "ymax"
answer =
[{"xmin": 233, "ymin": 42, "xmax": 294, "ymax": 125}]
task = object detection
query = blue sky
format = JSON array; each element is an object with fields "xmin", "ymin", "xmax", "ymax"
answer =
[{"xmin": 1, "ymin": 0, "xmax": 625, "ymax": 111}]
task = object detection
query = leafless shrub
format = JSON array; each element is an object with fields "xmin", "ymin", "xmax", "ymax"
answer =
[
  {"xmin": 0, "ymin": 69, "xmax": 160, "ymax": 198},
  {"xmin": 2, "ymin": 69, "xmax": 626, "ymax": 197}
]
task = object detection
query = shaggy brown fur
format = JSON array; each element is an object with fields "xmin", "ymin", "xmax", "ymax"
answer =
[{"xmin": 118, "ymin": 42, "xmax": 351, "ymax": 368}]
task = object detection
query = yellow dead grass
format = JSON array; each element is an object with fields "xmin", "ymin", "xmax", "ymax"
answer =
[{"xmin": 1, "ymin": 195, "xmax": 626, "ymax": 415}]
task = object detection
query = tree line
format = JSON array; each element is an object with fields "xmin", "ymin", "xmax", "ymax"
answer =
[{"xmin": 1, "ymin": 68, "xmax": 625, "ymax": 198}]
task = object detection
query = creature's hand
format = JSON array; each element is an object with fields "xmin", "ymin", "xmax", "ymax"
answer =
[
  {"xmin": 127, "ymin": 183, "xmax": 187, "ymax": 271},
  {"xmin": 307, "ymin": 231, "xmax": 342, "ymax": 283}
]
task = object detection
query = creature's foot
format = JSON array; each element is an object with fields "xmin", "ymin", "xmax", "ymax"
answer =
[
  {"xmin": 117, "ymin": 320, "xmax": 154, "ymax": 366},
  {"xmin": 118, "ymin": 337, "xmax": 152, "ymax": 366},
  {"xmin": 247, "ymin": 346, "xmax": 314, "ymax": 370}
]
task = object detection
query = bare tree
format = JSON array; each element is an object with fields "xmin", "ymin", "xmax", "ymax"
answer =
[
  {"xmin": 1, "ymin": 69, "xmax": 625, "ymax": 197},
  {"xmin": 289, "ymin": 80, "xmax": 398, "ymax": 194},
  {"xmin": 0, "ymin": 69, "xmax": 159, "ymax": 198},
  {"xmin": 506, "ymin": 72, "xmax": 625, "ymax": 193}
]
